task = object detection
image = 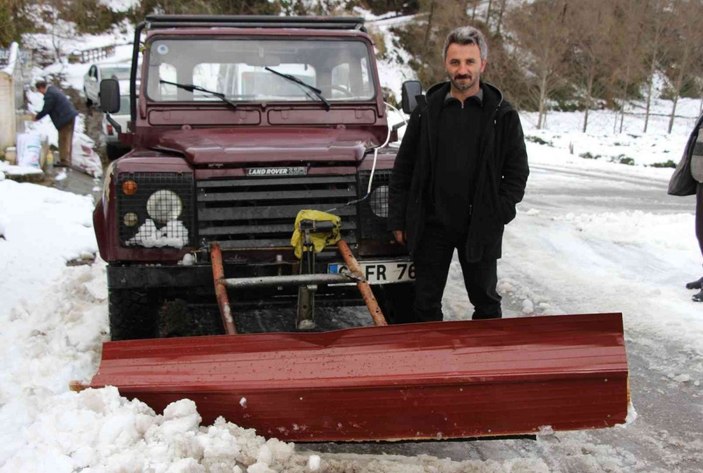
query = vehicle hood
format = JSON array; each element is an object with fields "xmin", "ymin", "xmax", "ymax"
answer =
[{"xmin": 153, "ymin": 128, "xmax": 379, "ymax": 165}]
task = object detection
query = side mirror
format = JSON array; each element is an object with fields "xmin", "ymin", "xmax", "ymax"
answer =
[
  {"xmin": 100, "ymin": 79, "xmax": 121, "ymax": 113},
  {"xmin": 401, "ymin": 80, "xmax": 423, "ymax": 114}
]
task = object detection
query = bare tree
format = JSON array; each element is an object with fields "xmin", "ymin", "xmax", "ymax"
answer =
[
  {"xmin": 467, "ymin": 0, "xmax": 480, "ymax": 20},
  {"xmin": 507, "ymin": 0, "xmax": 571, "ymax": 129},
  {"xmin": 605, "ymin": 0, "xmax": 648, "ymax": 133},
  {"xmin": 392, "ymin": 0, "xmax": 471, "ymax": 86},
  {"xmin": 641, "ymin": 0, "xmax": 670, "ymax": 133},
  {"xmin": 665, "ymin": 0, "xmax": 703, "ymax": 133},
  {"xmin": 495, "ymin": 0, "xmax": 508, "ymax": 35},
  {"xmin": 563, "ymin": 0, "xmax": 619, "ymax": 132},
  {"xmin": 422, "ymin": 0, "xmax": 436, "ymax": 60}
]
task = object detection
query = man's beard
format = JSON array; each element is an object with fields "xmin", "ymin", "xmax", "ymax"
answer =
[{"xmin": 450, "ymin": 74, "xmax": 478, "ymax": 92}]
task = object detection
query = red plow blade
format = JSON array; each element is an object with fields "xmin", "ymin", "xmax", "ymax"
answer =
[{"xmin": 88, "ymin": 313, "xmax": 629, "ymax": 441}]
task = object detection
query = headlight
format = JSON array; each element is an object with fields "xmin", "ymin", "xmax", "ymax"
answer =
[
  {"xmin": 369, "ymin": 185, "xmax": 389, "ymax": 218},
  {"xmin": 146, "ymin": 189, "xmax": 183, "ymax": 224},
  {"xmin": 116, "ymin": 171, "xmax": 194, "ymax": 248}
]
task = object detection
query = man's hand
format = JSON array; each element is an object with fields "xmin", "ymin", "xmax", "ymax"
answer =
[{"xmin": 393, "ymin": 230, "xmax": 406, "ymax": 246}]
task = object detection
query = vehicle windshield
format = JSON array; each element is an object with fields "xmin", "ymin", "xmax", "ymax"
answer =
[
  {"xmin": 103, "ymin": 66, "xmax": 130, "ymax": 80},
  {"xmin": 145, "ymin": 38, "xmax": 376, "ymax": 103}
]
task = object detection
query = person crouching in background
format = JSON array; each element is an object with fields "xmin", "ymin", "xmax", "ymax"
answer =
[{"xmin": 34, "ymin": 80, "xmax": 79, "ymax": 167}]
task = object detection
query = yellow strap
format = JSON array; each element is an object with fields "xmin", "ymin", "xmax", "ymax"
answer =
[{"xmin": 290, "ymin": 210, "xmax": 341, "ymax": 259}]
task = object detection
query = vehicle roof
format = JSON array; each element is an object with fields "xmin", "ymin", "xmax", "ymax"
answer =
[
  {"xmin": 145, "ymin": 27, "xmax": 371, "ymax": 40},
  {"xmin": 144, "ymin": 14, "xmax": 365, "ymax": 30}
]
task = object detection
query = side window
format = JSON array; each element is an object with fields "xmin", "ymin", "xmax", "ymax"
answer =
[{"xmin": 90, "ymin": 66, "xmax": 97, "ymax": 79}]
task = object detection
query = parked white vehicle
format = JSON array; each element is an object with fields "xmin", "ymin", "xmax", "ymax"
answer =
[
  {"xmin": 102, "ymin": 93, "xmax": 130, "ymax": 160},
  {"xmin": 83, "ymin": 63, "xmax": 130, "ymax": 106}
]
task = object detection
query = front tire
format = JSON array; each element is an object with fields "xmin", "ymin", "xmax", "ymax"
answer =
[
  {"xmin": 373, "ymin": 283, "xmax": 416, "ymax": 324},
  {"xmin": 108, "ymin": 289, "xmax": 159, "ymax": 341}
]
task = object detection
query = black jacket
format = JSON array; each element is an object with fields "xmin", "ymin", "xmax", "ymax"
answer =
[
  {"xmin": 35, "ymin": 86, "xmax": 79, "ymax": 129},
  {"xmin": 388, "ymin": 81, "xmax": 529, "ymax": 262}
]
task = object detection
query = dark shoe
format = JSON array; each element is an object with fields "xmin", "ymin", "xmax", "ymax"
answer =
[
  {"xmin": 686, "ymin": 277, "xmax": 703, "ymax": 290},
  {"xmin": 693, "ymin": 289, "xmax": 703, "ymax": 302},
  {"xmin": 53, "ymin": 162, "xmax": 69, "ymax": 168}
]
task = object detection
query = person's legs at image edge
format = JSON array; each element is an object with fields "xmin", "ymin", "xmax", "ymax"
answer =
[{"xmin": 692, "ymin": 183, "xmax": 703, "ymax": 301}]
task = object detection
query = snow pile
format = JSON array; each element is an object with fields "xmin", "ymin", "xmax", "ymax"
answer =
[
  {"xmin": 1, "ymin": 385, "xmax": 305, "ymax": 472},
  {"xmin": 0, "ymin": 179, "xmax": 97, "ymax": 316},
  {"xmin": 127, "ymin": 219, "xmax": 190, "ymax": 248},
  {"xmin": 0, "ymin": 160, "xmax": 44, "ymax": 176}
]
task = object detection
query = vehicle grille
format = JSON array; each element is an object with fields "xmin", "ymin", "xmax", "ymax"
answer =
[
  {"xmin": 358, "ymin": 169, "xmax": 391, "ymax": 240},
  {"xmin": 196, "ymin": 175, "xmax": 358, "ymax": 249}
]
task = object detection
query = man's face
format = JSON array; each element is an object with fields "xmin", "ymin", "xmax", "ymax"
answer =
[
  {"xmin": 37, "ymin": 86, "xmax": 46, "ymax": 95},
  {"xmin": 444, "ymin": 43, "xmax": 486, "ymax": 95}
]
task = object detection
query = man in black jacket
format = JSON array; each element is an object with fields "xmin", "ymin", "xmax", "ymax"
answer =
[
  {"xmin": 388, "ymin": 26, "xmax": 529, "ymax": 322},
  {"xmin": 34, "ymin": 81, "xmax": 79, "ymax": 167}
]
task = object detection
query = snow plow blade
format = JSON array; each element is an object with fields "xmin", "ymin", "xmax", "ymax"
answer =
[{"xmin": 88, "ymin": 313, "xmax": 628, "ymax": 442}]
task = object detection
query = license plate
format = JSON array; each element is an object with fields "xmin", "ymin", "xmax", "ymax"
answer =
[{"xmin": 327, "ymin": 260, "xmax": 415, "ymax": 285}]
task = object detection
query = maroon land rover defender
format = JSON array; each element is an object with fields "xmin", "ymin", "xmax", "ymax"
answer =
[{"xmin": 95, "ymin": 15, "xmax": 415, "ymax": 339}]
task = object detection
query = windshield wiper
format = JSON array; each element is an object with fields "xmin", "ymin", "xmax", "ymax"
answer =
[
  {"xmin": 264, "ymin": 66, "xmax": 331, "ymax": 111},
  {"xmin": 159, "ymin": 79, "xmax": 237, "ymax": 110}
]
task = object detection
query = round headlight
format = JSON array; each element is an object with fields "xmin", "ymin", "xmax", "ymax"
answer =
[
  {"xmin": 146, "ymin": 190, "xmax": 183, "ymax": 224},
  {"xmin": 369, "ymin": 185, "xmax": 389, "ymax": 218}
]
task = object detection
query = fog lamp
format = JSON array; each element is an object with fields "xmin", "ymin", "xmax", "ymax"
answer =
[{"xmin": 123, "ymin": 212, "xmax": 139, "ymax": 227}]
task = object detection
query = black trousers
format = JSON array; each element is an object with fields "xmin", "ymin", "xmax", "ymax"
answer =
[
  {"xmin": 412, "ymin": 223, "xmax": 502, "ymax": 322},
  {"xmin": 697, "ymin": 183, "xmax": 703, "ymax": 257}
]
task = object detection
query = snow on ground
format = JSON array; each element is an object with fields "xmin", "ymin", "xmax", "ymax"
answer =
[{"xmin": 0, "ymin": 179, "xmax": 97, "ymax": 314}]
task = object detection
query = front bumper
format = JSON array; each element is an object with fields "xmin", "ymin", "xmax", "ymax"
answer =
[{"xmin": 107, "ymin": 256, "xmax": 414, "ymax": 291}]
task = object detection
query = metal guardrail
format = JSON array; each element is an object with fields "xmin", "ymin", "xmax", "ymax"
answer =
[{"xmin": 68, "ymin": 45, "xmax": 116, "ymax": 64}]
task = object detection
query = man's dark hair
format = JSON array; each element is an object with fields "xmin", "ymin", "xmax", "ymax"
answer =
[
  {"xmin": 35, "ymin": 80, "xmax": 48, "ymax": 90},
  {"xmin": 443, "ymin": 26, "xmax": 488, "ymax": 60}
]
